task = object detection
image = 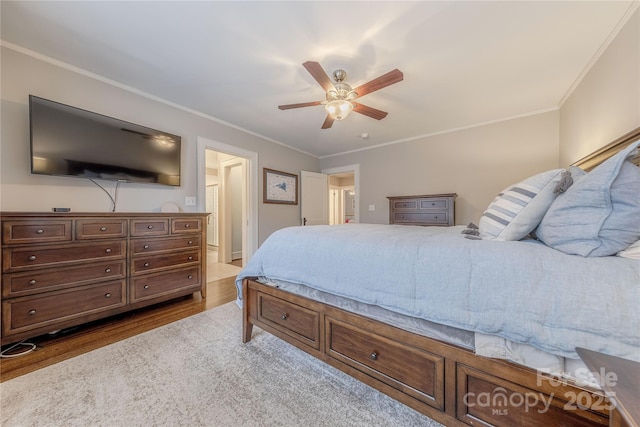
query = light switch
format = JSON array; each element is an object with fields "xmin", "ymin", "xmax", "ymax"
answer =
[{"xmin": 185, "ymin": 196, "xmax": 196, "ymax": 206}]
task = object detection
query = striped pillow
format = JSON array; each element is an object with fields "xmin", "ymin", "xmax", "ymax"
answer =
[{"xmin": 479, "ymin": 169, "xmax": 565, "ymax": 241}]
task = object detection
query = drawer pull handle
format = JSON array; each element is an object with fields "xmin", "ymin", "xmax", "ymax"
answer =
[
  {"xmin": 28, "ymin": 279, "xmax": 37, "ymax": 286},
  {"xmin": 144, "ymin": 262, "xmax": 150, "ymax": 267},
  {"xmin": 105, "ymin": 268, "xmax": 112, "ymax": 273},
  {"xmin": 147, "ymin": 225, "xmax": 153, "ymax": 229},
  {"xmin": 28, "ymin": 255, "xmax": 37, "ymax": 261},
  {"xmin": 370, "ymin": 352, "xmax": 378, "ymax": 361},
  {"xmin": 399, "ymin": 215, "xmax": 404, "ymax": 219},
  {"xmin": 28, "ymin": 309, "xmax": 36, "ymax": 316},
  {"xmin": 188, "ymin": 256, "xmax": 193, "ymax": 261},
  {"xmin": 105, "ymin": 293, "xmax": 111, "ymax": 298},
  {"xmin": 100, "ymin": 227, "xmax": 107, "ymax": 231},
  {"xmin": 432, "ymin": 203, "xmax": 436, "ymax": 206},
  {"xmin": 188, "ymin": 275, "xmax": 193, "ymax": 279},
  {"xmin": 36, "ymin": 229, "xmax": 44, "ymax": 234},
  {"xmin": 434, "ymin": 216, "xmax": 438, "ymax": 219},
  {"xmin": 143, "ymin": 245, "xmax": 150, "ymax": 249},
  {"xmin": 144, "ymin": 285, "xmax": 149, "ymax": 289},
  {"xmin": 105, "ymin": 248, "xmax": 112, "ymax": 254},
  {"xmin": 184, "ymin": 224, "xmax": 190, "ymax": 228},
  {"xmin": 188, "ymin": 240, "xmax": 193, "ymax": 245},
  {"xmin": 281, "ymin": 313, "xmax": 289, "ymax": 320}
]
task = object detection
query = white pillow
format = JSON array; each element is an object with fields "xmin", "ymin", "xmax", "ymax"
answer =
[
  {"xmin": 479, "ymin": 169, "xmax": 565, "ymax": 241},
  {"xmin": 617, "ymin": 239, "xmax": 640, "ymax": 260}
]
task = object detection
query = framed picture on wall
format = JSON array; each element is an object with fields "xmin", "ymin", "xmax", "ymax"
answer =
[{"xmin": 263, "ymin": 168, "xmax": 298, "ymax": 205}]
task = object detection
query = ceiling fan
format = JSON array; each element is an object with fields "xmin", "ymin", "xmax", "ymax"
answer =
[{"xmin": 278, "ymin": 61, "xmax": 403, "ymax": 129}]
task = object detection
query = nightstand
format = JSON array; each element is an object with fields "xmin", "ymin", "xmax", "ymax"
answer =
[{"xmin": 576, "ymin": 347, "xmax": 639, "ymax": 427}]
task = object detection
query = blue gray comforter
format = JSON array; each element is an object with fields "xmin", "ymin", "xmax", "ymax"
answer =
[{"xmin": 236, "ymin": 224, "xmax": 639, "ymax": 360}]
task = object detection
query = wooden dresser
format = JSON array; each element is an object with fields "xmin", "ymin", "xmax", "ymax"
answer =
[
  {"xmin": 388, "ymin": 193, "xmax": 457, "ymax": 226},
  {"xmin": 1, "ymin": 212, "xmax": 208, "ymax": 345}
]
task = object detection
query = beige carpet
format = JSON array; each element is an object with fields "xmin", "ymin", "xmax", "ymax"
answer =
[{"xmin": 1, "ymin": 302, "xmax": 443, "ymax": 427}]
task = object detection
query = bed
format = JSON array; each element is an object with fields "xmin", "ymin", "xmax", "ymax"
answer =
[{"xmin": 237, "ymin": 128, "xmax": 640, "ymax": 427}]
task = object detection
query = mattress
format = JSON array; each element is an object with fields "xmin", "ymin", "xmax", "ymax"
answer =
[{"xmin": 236, "ymin": 223, "xmax": 640, "ymax": 362}]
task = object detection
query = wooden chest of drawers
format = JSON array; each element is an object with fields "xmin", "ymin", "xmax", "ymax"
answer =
[
  {"xmin": 1, "ymin": 212, "xmax": 208, "ymax": 345},
  {"xmin": 388, "ymin": 193, "xmax": 457, "ymax": 226}
]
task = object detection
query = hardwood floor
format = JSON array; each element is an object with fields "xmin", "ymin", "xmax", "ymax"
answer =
[{"xmin": 0, "ymin": 275, "xmax": 238, "ymax": 382}]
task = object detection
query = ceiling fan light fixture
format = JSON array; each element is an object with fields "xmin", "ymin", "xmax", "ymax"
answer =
[
  {"xmin": 325, "ymin": 99, "xmax": 354, "ymax": 120},
  {"xmin": 278, "ymin": 62, "xmax": 402, "ymax": 129}
]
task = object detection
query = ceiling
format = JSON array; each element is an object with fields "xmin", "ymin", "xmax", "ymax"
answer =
[{"xmin": 1, "ymin": 1, "xmax": 637, "ymax": 158}]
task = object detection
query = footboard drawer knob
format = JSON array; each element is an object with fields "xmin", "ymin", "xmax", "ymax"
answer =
[
  {"xmin": 370, "ymin": 352, "xmax": 378, "ymax": 360},
  {"xmin": 281, "ymin": 313, "xmax": 289, "ymax": 320}
]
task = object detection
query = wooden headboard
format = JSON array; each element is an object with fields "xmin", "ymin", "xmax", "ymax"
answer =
[{"xmin": 571, "ymin": 126, "xmax": 640, "ymax": 171}]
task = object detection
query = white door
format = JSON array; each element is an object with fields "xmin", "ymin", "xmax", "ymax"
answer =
[
  {"xmin": 301, "ymin": 171, "xmax": 328, "ymax": 226},
  {"xmin": 206, "ymin": 185, "xmax": 219, "ymax": 246}
]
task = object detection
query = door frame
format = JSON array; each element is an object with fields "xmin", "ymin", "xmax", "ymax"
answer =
[
  {"xmin": 322, "ymin": 164, "xmax": 360, "ymax": 224},
  {"xmin": 197, "ymin": 137, "xmax": 258, "ymax": 264}
]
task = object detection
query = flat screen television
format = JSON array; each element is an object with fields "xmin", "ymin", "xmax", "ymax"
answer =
[{"xmin": 29, "ymin": 95, "xmax": 181, "ymax": 186}]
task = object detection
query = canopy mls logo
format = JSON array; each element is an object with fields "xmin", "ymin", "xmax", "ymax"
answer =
[
  {"xmin": 463, "ymin": 387, "xmax": 553, "ymax": 416},
  {"xmin": 463, "ymin": 367, "xmax": 619, "ymax": 417}
]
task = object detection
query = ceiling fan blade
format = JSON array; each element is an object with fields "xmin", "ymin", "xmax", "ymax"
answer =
[
  {"xmin": 303, "ymin": 61, "xmax": 335, "ymax": 92},
  {"xmin": 321, "ymin": 115, "xmax": 334, "ymax": 129},
  {"xmin": 352, "ymin": 69, "xmax": 403, "ymax": 98},
  {"xmin": 353, "ymin": 103, "xmax": 388, "ymax": 120},
  {"xmin": 278, "ymin": 101, "xmax": 323, "ymax": 110}
]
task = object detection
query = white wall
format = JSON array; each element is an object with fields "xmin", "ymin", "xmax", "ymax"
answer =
[
  {"xmin": 559, "ymin": 8, "xmax": 640, "ymax": 165},
  {"xmin": 0, "ymin": 46, "xmax": 319, "ymax": 245},
  {"xmin": 320, "ymin": 112, "xmax": 559, "ymax": 226}
]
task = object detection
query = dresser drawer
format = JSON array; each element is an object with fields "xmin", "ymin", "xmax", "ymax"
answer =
[
  {"xmin": 131, "ymin": 250, "xmax": 200, "ymax": 275},
  {"xmin": 2, "ymin": 261, "xmax": 126, "ymax": 297},
  {"xmin": 2, "ymin": 220, "xmax": 72, "ymax": 245},
  {"xmin": 131, "ymin": 235, "xmax": 201, "ymax": 255},
  {"xmin": 392, "ymin": 212, "xmax": 448, "ymax": 225},
  {"xmin": 2, "ymin": 240, "xmax": 126, "ymax": 272},
  {"xmin": 3, "ymin": 280, "xmax": 126, "ymax": 332},
  {"xmin": 392, "ymin": 198, "xmax": 449, "ymax": 212},
  {"xmin": 392, "ymin": 200, "xmax": 418, "ymax": 211},
  {"xmin": 257, "ymin": 292, "xmax": 320, "ymax": 349},
  {"xmin": 419, "ymin": 198, "xmax": 449, "ymax": 210},
  {"xmin": 76, "ymin": 219, "xmax": 127, "ymax": 240},
  {"xmin": 326, "ymin": 317, "xmax": 445, "ymax": 409},
  {"xmin": 171, "ymin": 218, "xmax": 202, "ymax": 234},
  {"xmin": 455, "ymin": 364, "xmax": 605, "ymax": 427},
  {"xmin": 130, "ymin": 219, "xmax": 170, "ymax": 237},
  {"xmin": 130, "ymin": 267, "xmax": 200, "ymax": 302}
]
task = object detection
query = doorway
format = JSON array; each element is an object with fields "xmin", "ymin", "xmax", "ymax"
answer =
[
  {"xmin": 323, "ymin": 164, "xmax": 360, "ymax": 225},
  {"xmin": 328, "ymin": 174, "xmax": 355, "ymax": 225},
  {"xmin": 197, "ymin": 137, "xmax": 258, "ymax": 271}
]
